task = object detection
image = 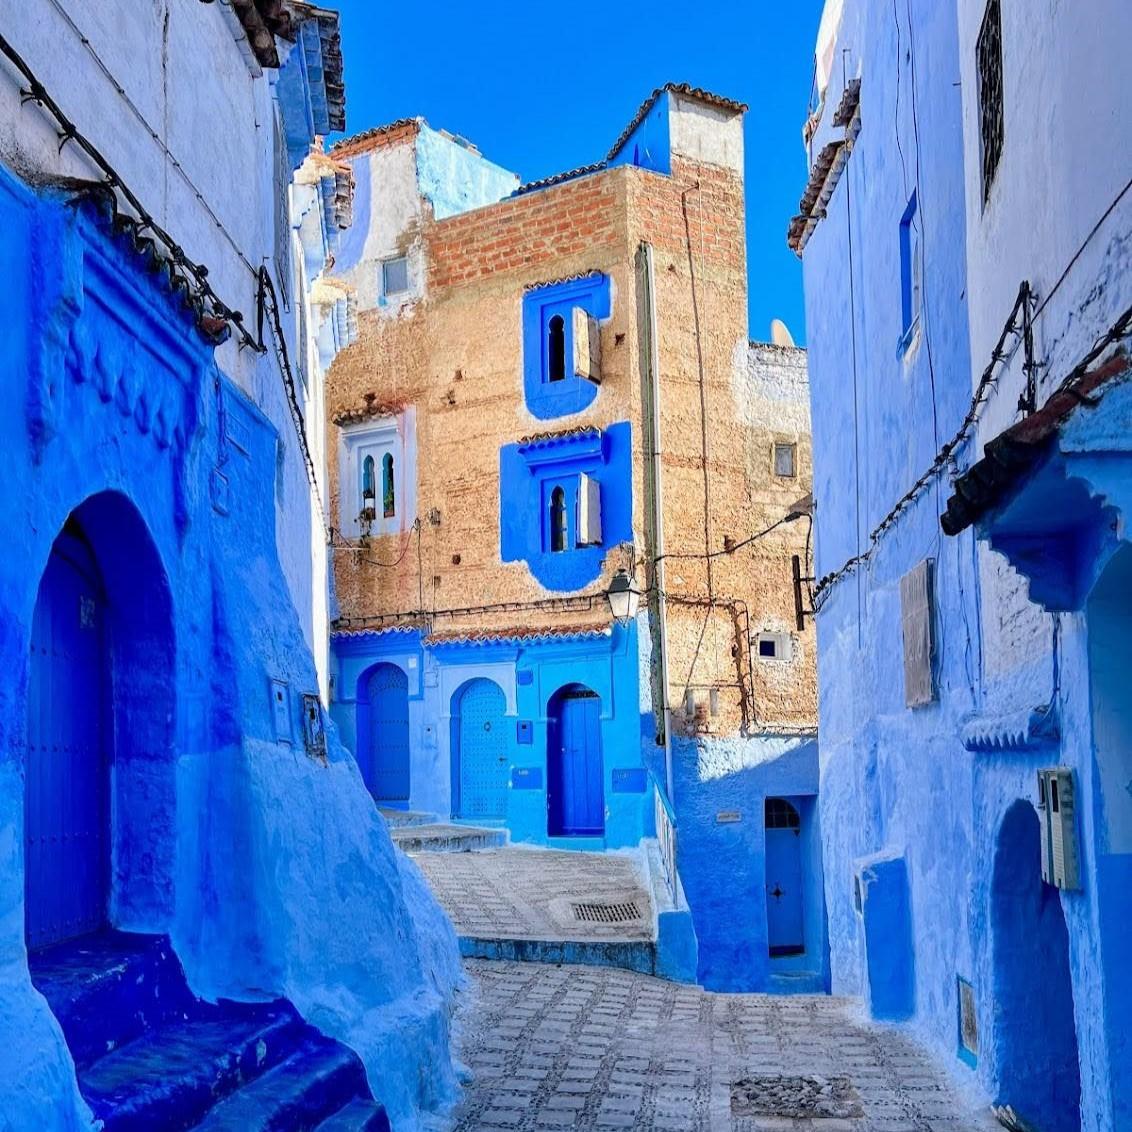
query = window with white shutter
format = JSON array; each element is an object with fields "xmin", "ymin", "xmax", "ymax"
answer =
[
  {"xmin": 572, "ymin": 307, "xmax": 602, "ymax": 384},
  {"xmin": 900, "ymin": 558, "xmax": 936, "ymax": 707},
  {"xmin": 576, "ymin": 473, "xmax": 603, "ymax": 546}
]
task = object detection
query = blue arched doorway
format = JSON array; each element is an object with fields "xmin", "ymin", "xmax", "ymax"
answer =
[
  {"xmin": 25, "ymin": 494, "xmax": 174, "ymax": 950},
  {"xmin": 26, "ymin": 524, "xmax": 110, "ymax": 948},
  {"xmin": 452, "ymin": 679, "xmax": 508, "ymax": 820},
  {"xmin": 364, "ymin": 664, "xmax": 410, "ymax": 804},
  {"xmin": 991, "ymin": 800, "xmax": 1081, "ymax": 1132},
  {"xmin": 765, "ymin": 797, "xmax": 805, "ymax": 957},
  {"xmin": 547, "ymin": 684, "xmax": 604, "ymax": 836}
]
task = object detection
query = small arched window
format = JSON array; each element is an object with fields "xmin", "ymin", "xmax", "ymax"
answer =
[
  {"xmin": 361, "ymin": 455, "xmax": 376, "ymax": 512},
  {"xmin": 548, "ymin": 314, "xmax": 565, "ymax": 382},
  {"xmin": 382, "ymin": 452, "xmax": 395, "ymax": 518},
  {"xmin": 550, "ymin": 486, "xmax": 567, "ymax": 552}
]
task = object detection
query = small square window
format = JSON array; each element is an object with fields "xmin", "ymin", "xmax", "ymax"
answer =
[
  {"xmin": 382, "ymin": 255, "xmax": 409, "ymax": 296},
  {"xmin": 758, "ymin": 638, "xmax": 778, "ymax": 659},
  {"xmin": 755, "ymin": 632, "xmax": 793, "ymax": 662},
  {"xmin": 773, "ymin": 443, "xmax": 796, "ymax": 478}
]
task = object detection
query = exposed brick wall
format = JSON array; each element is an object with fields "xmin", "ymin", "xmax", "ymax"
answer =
[
  {"xmin": 326, "ymin": 143, "xmax": 817, "ymax": 735},
  {"xmin": 427, "ymin": 172, "xmax": 625, "ymax": 289}
]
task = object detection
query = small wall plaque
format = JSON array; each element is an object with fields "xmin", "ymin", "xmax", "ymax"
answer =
[
  {"xmin": 512, "ymin": 767, "xmax": 542, "ymax": 790},
  {"xmin": 516, "ymin": 720, "xmax": 533, "ymax": 745},
  {"xmin": 612, "ymin": 768, "xmax": 648, "ymax": 793},
  {"xmin": 716, "ymin": 810, "xmax": 742, "ymax": 824}
]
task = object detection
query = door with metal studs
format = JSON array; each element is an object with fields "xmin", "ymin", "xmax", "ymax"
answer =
[{"xmin": 455, "ymin": 679, "xmax": 509, "ymax": 820}]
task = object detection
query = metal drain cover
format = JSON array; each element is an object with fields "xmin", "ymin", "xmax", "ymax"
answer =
[
  {"xmin": 730, "ymin": 1076, "xmax": 863, "ymax": 1120},
  {"xmin": 571, "ymin": 901, "xmax": 642, "ymax": 924}
]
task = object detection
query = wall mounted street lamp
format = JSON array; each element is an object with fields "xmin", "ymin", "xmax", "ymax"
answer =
[{"xmin": 606, "ymin": 569, "xmax": 641, "ymax": 622}]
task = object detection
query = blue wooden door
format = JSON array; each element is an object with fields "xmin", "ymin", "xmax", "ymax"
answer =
[
  {"xmin": 26, "ymin": 533, "xmax": 110, "ymax": 950},
  {"xmin": 551, "ymin": 691, "xmax": 604, "ymax": 836},
  {"xmin": 765, "ymin": 798, "xmax": 804, "ymax": 956},
  {"xmin": 367, "ymin": 664, "xmax": 410, "ymax": 802},
  {"xmin": 455, "ymin": 680, "xmax": 508, "ymax": 820}
]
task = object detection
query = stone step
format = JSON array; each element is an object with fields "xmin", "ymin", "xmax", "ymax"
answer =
[
  {"xmin": 376, "ymin": 807, "xmax": 437, "ymax": 829},
  {"xmin": 459, "ymin": 936, "xmax": 660, "ymax": 976},
  {"xmin": 315, "ymin": 1097, "xmax": 393, "ymax": 1132},
  {"xmin": 80, "ymin": 1006, "xmax": 310, "ymax": 1132},
  {"xmin": 190, "ymin": 1038, "xmax": 378, "ymax": 1131},
  {"xmin": 389, "ymin": 822, "xmax": 508, "ymax": 853},
  {"xmin": 30, "ymin": 930, "xmax": 197, "ymax": 1069}
]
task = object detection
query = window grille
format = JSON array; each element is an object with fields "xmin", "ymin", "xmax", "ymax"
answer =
[
  {"xmin": 765, "ymin": 797, "xmax": 801, "ymax": 830},
  {"xmin": 977, "ymin": 0, "xmax": 1004, "ymax": 202}
]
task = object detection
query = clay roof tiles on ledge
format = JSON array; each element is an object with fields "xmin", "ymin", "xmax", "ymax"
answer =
[
  {"xmin": 517, "ymin": 425, "xmax": 601, "ymax": 447},
  {"xmin": 221, "ymin": 0, "xmax": 294, "ymax": 68},
  {"xmin": 425, "ymin": 623, "xmax": 612, "ymax": 647},
  {"xmin": 330, "ymin": 117, "xmax": 423, "ymax": 158}
]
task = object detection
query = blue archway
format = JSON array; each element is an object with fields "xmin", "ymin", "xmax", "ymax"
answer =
[
  {"xmin": 990, "ymin": 799, "xmax": 1081, "ymax": 1132},
  {"xmin": 547, "ymin": 684, "xmax": 604, "ymax": 836},
  {"xmin": 450, "ymin": 679, "xmax": 508, "ymax": 820},
  {"xmin": 24, "ymin": 493, "xmax": 175, "ymax": 948}
]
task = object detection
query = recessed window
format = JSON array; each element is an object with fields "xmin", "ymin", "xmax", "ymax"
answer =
[
  {"xmin": 899, "ymin": 191, "xmax": 923, "ymax": 352},
  {"xmin": 382, "ymin": 255, "xmax": 409, "ymax": 297},
  {"xmin": 361, "ymin": 455, "xmax": 376, "ymax": 517},
  {"xmin": 773, "ymin": 443, "xmax": 797, "ymax": 478},
  {"xmin": 756, "ymin": 632, "xmax": 793, "ymax": 661},
  {"xmin": 548, "ymin": 315, "xmax": 566, "ymax": 382},
  {"xmin": 976, "ymin": 0, "xmax": 1004, "ymax": 203},
  {"xmin": 382, "ymin": 452, "xmax": 395, "ymax": 518},
  {"xmin": 550, "ymin": 486, "xmax": 568, "ymax": 552}
]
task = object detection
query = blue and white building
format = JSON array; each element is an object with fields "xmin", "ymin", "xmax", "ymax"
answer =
[
  {"xmin": 796, "ymin": 0, "xmax": 1132, "ymax": 1127},
  {"xmin": 0, "ymin": 2, "xmax": 463, "ymax": 1127}
]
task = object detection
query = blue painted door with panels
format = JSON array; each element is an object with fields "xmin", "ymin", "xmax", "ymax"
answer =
[
  {"xmin": 25, "ymin": 534, "xmax": 111, "ymax": 950},
  {"xmin": 764, "ymin": 797, "xmax": 805, "ymax": 956},
  {"xmin": 549, "ymin": 689, "xmax": 604, "ymax": 836},
  {"xmin": 455, "ymin": 680, "xmax": 508, "ymax": 820},
  {"xmin": 367, "ymin": 664, "xmax": 410, "ymax": 803}
]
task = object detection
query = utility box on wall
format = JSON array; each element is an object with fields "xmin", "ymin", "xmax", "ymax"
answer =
[{"xmin": 1037, "ymin": 767, "xmax": 1080, "ymax": 890}]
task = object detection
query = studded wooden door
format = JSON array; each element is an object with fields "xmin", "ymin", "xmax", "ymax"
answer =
[
  {"xmin": 764, "ymin": 797, "xmax": 805, "ymax": 957},
  {"xmin": 25, "ymin": 533, "xmax": 110, "ymax": 950},
  {"xmin": 367, "ymin": 664, "xmax": 410, "ymax": 802},
  {"xmin": 455, "ymin": 680, "xmax": 508, "ymax": 820}
]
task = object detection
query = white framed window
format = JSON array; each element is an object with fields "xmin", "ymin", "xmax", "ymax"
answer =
[
  {"xmin": 381, "ymin": 255, "xmax": 410, "ymax": 297},
  {"xmin": 754, "ymin": 632, "xmax": 794, "ymax": 663},
  {"xmin": 773, "ymin": 443, "xmax": 797, "ymax": 478},
  {"xmin": 340, "ymin": 410, "xmax": 416, "ymax": 538}
]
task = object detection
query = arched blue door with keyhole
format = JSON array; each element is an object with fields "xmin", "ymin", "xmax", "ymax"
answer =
[
  {"xmin": 26, "ymin": 531, "xmax": 111, "ymax": 950},
  {"xmin": 764, "ymin": 797, "xmax": 805, "ymax": 957},
  {"xmin": 548, "ymin": 686, "xmax": 604, "ymax": 836},
  {"xmin": 366, "ymin": 663, "xmax": 410, "ymax": 803},
  {"xmin": 453, "ymin": 679, "xmax": 508, "ymax": 820}
]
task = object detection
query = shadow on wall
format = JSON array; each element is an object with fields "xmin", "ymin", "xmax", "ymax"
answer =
[
  {"xmin": 671, "ymin": 735, "xmax": 829, "ymax": 993},
  {"xmin": 990, "ymin": 799, "xmax": 1081, "ymax": 1132}
]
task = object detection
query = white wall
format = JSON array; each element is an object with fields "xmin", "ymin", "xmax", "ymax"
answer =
[{"xmin": 957, "ymin": 0, "xmax": 1132, "ymax": 438}]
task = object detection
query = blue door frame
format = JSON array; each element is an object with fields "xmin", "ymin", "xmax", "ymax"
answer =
[
  {"xmin": 26, "ymin": 531, "xmax": 111, "ymax": 950},
  {"xmin": 548, "ymin": 687, "xmax": 604, "ymax": 836},
  {"xmin": 452, "ymin": 679, "xmax": 508, "ymax": 820},
  {"xmin": 365, "ymin": 664, "xmax": 410, "ymax": 803},
  {"xmin": 765, "ymin": 797, "xmax": 805, "ymax": 957}
]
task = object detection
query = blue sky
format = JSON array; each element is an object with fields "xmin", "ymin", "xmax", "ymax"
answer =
[{"xmin": 329, "ymin": 0, "xmax": 824, "ymax": 343}]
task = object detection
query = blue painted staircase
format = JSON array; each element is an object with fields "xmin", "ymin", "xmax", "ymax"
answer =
[{"xmin": 29, "ymin": 931, "xmax": 389, "ymax": 1132}]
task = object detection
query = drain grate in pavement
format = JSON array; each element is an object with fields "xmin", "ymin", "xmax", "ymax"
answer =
[
  {"xmin": 730, "ymin": 1076, "xmax": 864, "ymax": 1120},
  {"xmin": 571, "ymin": 901, "xmax": 642, "ymax": 924}
]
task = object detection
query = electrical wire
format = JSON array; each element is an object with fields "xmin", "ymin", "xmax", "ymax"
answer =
[
  {"xmin": 329, "ymin": 519, "xmax": 419, "ymax": 569},
  {"xmin": 654, "ymin": 514, "xmax": 798, "ymax": 563}
]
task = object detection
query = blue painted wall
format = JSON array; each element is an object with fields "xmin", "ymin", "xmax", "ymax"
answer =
[
  {"xmin": 521, "ymin": 274, "xmax": 611, "ymax": 421},
  {"xmin": 332, "ymin": 621, "xmax": 650, "ymax": 848},
  {"xmin": 671, "ymin": 734, "xmax": 828, "ymax": 993},
  {"xmin": 499, "ymin": 421, "xmax": 633, "ymax": 592},
  {"xmin": 802, "ymin": 1, "xmax": 1132, "ymax": 1127},
  {"xmin": 416, "ymin": 124, "xmax": 520, "ymax": 221},
  {"xmin": 607, "ymin": 91, "xmax": 672, "ymax": 176},
  {"xmin": 0, "ymin": 165, "xmax": 461, "ymax": 1129}
]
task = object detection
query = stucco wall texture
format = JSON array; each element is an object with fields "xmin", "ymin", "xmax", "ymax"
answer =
[{"xmin": 326, "ymin": 116, "xmax": 816, "ymax": 740}]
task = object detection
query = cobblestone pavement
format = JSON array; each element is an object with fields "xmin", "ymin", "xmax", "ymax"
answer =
[
  {"xmin": 444, "ymin": 960, "xmax": 997, "ymax": 1132},
  {"xmin": 414, "ymin": 848, "xmax": 654, "ymax": 942}
]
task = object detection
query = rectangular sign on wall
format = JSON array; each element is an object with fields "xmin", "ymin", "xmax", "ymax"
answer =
[
  {"xmin": 611, "ymin": 768, "xmax": 648, "ymax": 793},
  {"xmin": 512, "ymin": 767, "xmax": 543, "ymax": 790}
]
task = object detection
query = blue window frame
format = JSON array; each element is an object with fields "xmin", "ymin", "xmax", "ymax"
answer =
[
  {"xmin": 899, "ymin": 191, "xmax": 922, "ymax": 354},
  {"xmin": 522, "ymin": 274, "xmax": 610, "ymax": 420}
]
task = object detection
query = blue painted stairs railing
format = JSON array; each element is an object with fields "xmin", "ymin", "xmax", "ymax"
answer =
[{"xmin": 29, "ymin": 931, "xmax": 389, "ymax": 1132}]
